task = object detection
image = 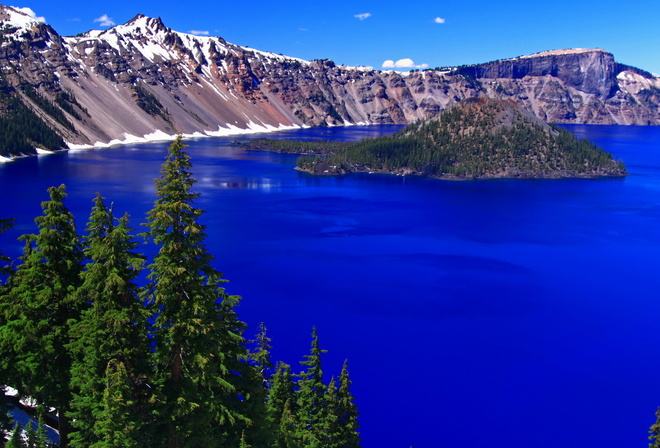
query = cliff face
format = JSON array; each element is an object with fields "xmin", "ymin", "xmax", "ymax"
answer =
[{"xmin": 0, "ymin": 6, "xmax": 658, "ymax": 154}]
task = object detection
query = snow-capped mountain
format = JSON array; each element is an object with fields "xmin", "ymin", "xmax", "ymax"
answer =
[{"xmin": 0, "ymin": 5, "xmax": 658, "ymax": 155}]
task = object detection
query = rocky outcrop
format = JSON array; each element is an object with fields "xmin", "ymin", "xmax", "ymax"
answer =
[{"xmin": 0, "ymin": 6, "xmax": 658, "ymax": 156}]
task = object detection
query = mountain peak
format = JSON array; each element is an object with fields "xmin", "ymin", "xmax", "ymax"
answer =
[
  {"xmin": 112, "ymin": 13, "xmax": 169, "ymax": 36},
  {"xmin": 0, "ymin": 5, "xmax": 46, "ymax": 30},
  {"xmin": 124, "ymin": 14, "xmax": 166, "ymax": 29}
]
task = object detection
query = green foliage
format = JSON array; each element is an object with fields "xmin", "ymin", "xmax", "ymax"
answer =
[
  {"xmin": 67, "ymin": 194, "xmax": 150, "ymax": 448},
  {"xmin": 21, "ymin": 85, "xmax": 76, "ymax": 131},
  {"xmin": 0, "ymin": 138, "xmax": 363, "ymax": 448},
  {"xmin": 90, "ymin": 361, "xmax": 140, "ymax": 448},
  {"xmin": 144, "ymin": 135, "xmax": 249, "ymax": 448},
  {"xmin": 0, "ymin": 185, "xmax": 83, "ymax": 447},
  {"xmin": 334, "ymin": 361, "xmax": 361, "ymax": 448},
  {"xmin": 55, "ymin": 91, "xmax": 87, "ymax": 120},
  {"xmin": 0, "ymin": 218, "xmax": 15, "ymax": 283},
  {"xmin": 237, "ymin": 138, "xmax": 350, "ymax": 155},
  {"xmin": 6, "ymin": 422, "xmax": 26, "ymax": 448},
  {"xmin": 267, "ymin": 362, "xmax": 296, "ymax": 448},
  {"xmin": 24, "ymin": 418, "xmax": 50, "ymax": 448},
  {"xmin": 294, "ymin": 327, "xmax": 328, "ymax": 448},
  {"xmin": 0, "ymin": 77, "xmax": 66, "ymax": 157},
  {"xmin": 297, "ymin": 99, "xmax": 626, "ymax": 179},
  {"xmin": 131, "ymin": 84, "xmax": 169, "ymax": 121},
  {"xmin": 650, "ymin": 407, "xmax": 660, "ymax": 448}
]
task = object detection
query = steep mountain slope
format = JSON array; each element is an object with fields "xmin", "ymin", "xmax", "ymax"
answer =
[{"xmin": 0, "ymin": 5, "xmax": 658, "ymax": 157}]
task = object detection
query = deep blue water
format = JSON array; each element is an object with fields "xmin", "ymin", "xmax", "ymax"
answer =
[{"xmin": 2, "ymin": 124, "xmax": 660, "ymax": 448}]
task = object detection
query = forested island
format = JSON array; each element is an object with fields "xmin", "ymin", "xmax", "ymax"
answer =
[{"xmin": 239, "ymin": 98, "xmax": 627, "ymax": 180}]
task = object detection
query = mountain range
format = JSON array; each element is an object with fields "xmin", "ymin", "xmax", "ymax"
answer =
[{"xmin": 0, "ymin": 5, "xmax": 659, "ymax": 157}]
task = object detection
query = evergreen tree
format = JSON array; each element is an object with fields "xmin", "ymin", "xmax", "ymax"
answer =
[
  {"xmin": 0, "ymin": 218, "xmax": 15, "ymax": 281},
  {"xmin": 295, "ymin": 327, "xmax": 328, "ymax": 448},
  {"xmin": 144, "ymin": 136, "xmax": 248, "ymax": 448},
  {"xmin": 335, "ymin": 360, "xmax": 361, "ymax": 448},
  {"xmin": 24, "ymin": 418, "xmax": 49, "ymax": 448},
  {"xmin": 278, "ymin": 398, "xmax": 297, "ymax": 448},
  {"xmin": 267, "ymin": 362, "xmax": 296, "ymax": 448},
  {"xmin": 650, "ymin": 407, "xmax": 660, "ymax": 448},
  {"xmin": 322, "ymin": 377, "xmax": 340, "ymax": 448},
  {"xmin": 6, "ymin": 423, "xmax": 26, "ymax": 448},
  {"xmin": 238, "ymin": 430, "xmax": 251, "ymax": 448},
  {"xmin": 91, "ymin": 360, "xmax": 140, "ymax": 448},
  {"xmin": 252, "ymin": 322, "xmax": 274, "ymax": 384},
  {"xmin": 217, "ymin": 296, "xmax": 270, "ymax": 448},
  {"xmin": 0, "ymin": 218, "xmax": 15, "ymax": 441},
  {"xmin": 0, "ymin": 185, "xmax": 83, "ymax": 448},
  {"xmin": 68, "ymin": 195, "xmax": 150, "ymax": 448}
]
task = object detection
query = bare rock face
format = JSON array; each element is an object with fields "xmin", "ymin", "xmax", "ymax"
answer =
[{"xmin": 0, "ymin": 5, "xmax": 658, "ymax": 155}]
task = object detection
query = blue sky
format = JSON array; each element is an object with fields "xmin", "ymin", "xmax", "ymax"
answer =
[{"xmin": 12, "ymin": 0, "xmax": 660, "ymax": 74}]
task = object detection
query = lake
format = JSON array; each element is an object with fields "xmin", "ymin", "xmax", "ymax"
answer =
[{"xmin": 1, "ymin": 124, "xmax": 660, "ymax": 448}]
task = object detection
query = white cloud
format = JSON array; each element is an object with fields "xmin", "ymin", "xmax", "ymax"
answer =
[
  {"xmin": 189, "ymin": 30, "xmax": 210, "ymax": 36},
  {"xmin": 434, "ymin": 17, "xmax": 446, "ymax": 24},
  {"xmin": 354, "ymin": 13, "xmax": 371, "ymax": 20},
  {"xmin": 382, "ymin": 58, "xmax": 429, "ymax": 69},
  {"xmin": 11, "ymin": 6, "xmax": 45, "ymax": 23},
  {"xmin": 93, "ymin": 14, "xmax": 115, "ymax": 27}
]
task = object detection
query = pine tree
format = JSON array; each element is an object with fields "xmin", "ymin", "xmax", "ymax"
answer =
[
  {"xmin": 0, "ymin": 185, "xmax": 83, "ymax": 448},
  {"xmin": 217, "ymin": 296, "xmax": 270, "ymax": 448},
  {"xmin": 238, "ymin": 430, "xmax": 251, "ymax": 448},
  {"xmin": 278, "ymin": 398, "xmax": 297, "ymax": 448},
  {"xmin": 267, "ymin": 362, "xmax": 296, "ymax": 448},
  {"xmin": 322, "ymin": 377, "xmax": 340, "ymax": 448},
  {"xmin": 91, "ymin": 360, "xmax": 140, "ymax": 448},
  {"xmin": 252, "ymin": 322, "xmax": 274, "ymax": 384},
  {"xmin": 0, "ymin": 218, "xmax": 15, "ymax": 438},
  {"xmin": 650, "ymin": 407, "xmax": 660, "ymax": 447},
  {"xmin": 6, "ymin": 422, "xmax": 26, "ymax": 448},
  {"xmin": 335, "ymin": 360, "xmax": 361, "ymax": 448},
  {"xmin": 144, "ymin": 136, "xmax": 248, "ymax": 448},
  {"xmin": 0, "ymin": 218, "xmax": 15, "ymax": 281},
  {"xmin": 295, "ymin": 327, "xmax": 328, "ymax": 448},
  {"xmin": 24, "ymin": 418, "xmax": 49, "ymax": 448},
  {"xmin": 68, "ymin": 194, "xmax": 150, "ymax": 448}
]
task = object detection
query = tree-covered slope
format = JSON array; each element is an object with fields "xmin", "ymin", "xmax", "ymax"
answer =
[{"xmin": 297, "ymin": 98, "xmax": 627, "ymax": 179}]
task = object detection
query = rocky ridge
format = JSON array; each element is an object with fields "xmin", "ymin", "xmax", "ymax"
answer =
[{"xmin": 0, "ymin": 5, "xmax": 658, "ymax": 156}]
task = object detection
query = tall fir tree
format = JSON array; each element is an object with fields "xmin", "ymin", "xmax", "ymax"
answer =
[
  {"xmin": 6, "ymin": 422, "xmax": 26, "ymax": 448},
  {"xmin": 267, "ymin": 362, "xmax": 296, "ymax": 448},
  {"xmin": 650, "ymin": 407, "xmax": 660, "ymax": 448},
  {"xmin": 334, "ymin": 360, "xmax": 361, "ymax": 448},
  {"xmin": 0, "ymin": 185, "xmax": 83, "ymax": 448},
  {"xmin": 144, "ymin": 136, "xmax": 249, "ymax": 448},
  {"xmin": 0, "ymin": 217, "xmax": 16, "ymax": 439},
  {"xmin": 0, "ymin": 218, "xmax": 15, "ymax": 281},
  {"xmin": 252, "ymin": 322, "xmax": 274, "ymax": 385},
  {"xmin": 91, "ymin": 360, "xmax": 141, "ymax": 448},
  {"xmin": 67, "ymin": 194, "xmax": 150, "ymax": 448},
  {"xmin": 217, "ymin": 296, "xmax": 270, "ymax": 448},
  {"xmin": 295, "ymin": 327, "xmax": 328, "ymax": 448}
]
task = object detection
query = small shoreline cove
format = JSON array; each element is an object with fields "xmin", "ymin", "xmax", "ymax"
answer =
[{"xmin": 1, "ymin": 124, "xmax": 660, "ymax": 448}]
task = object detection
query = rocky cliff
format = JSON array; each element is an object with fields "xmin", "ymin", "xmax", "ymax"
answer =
[{"xmin": 0, "ymin": 6, "xmax": 658, "ymax": 156}]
